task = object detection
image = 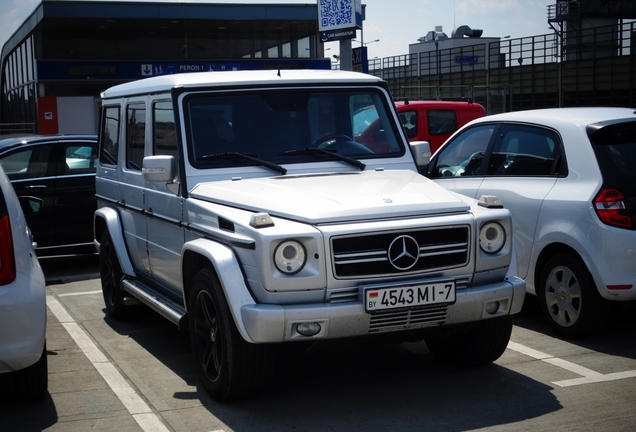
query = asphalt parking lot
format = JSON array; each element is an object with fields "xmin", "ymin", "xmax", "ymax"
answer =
[{"xmin": 1, "ymin": 254, "xmax": 635, "ymax": 432}]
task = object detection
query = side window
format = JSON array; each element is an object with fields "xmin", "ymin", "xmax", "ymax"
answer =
[
  {"xmin": 64, "ymin": 142, "xmax": 98, "ymax": 174},
  {"xmin": 126, "ymin": 103, "xmax": 146, "ymax": 170},
  {"xmin": 428, "ymin": 110, "xmax": 458, "ymax": 136},
  {"xmin": 100, "ymin": 106, "xmax": 120, "ymax": 166},
  {"xmin": 488, "ymin": 125, "xmax": 559, "ymax": 176},
  {"xmin": 399, "ymin": 110, "xmax": 418, "ymax": 139},
  {"xmin": 431, "ymin": 124, "xmax": 495, "ymax": 177},
  {"xmin": 0, "ymin": 146, "xmax": 51, "ymax": 180},
  {"xmin": 153, "ymin": 101, "xmax": 177, "ymax": 158}
]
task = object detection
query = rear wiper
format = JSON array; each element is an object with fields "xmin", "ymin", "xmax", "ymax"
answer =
[
  {"xmin": 281, "ymin": 148, "xmax": 366, "ymax": 171},
  {"xmin": 200, "ymin": 152, "xmax": 287, "ymax": 175}
]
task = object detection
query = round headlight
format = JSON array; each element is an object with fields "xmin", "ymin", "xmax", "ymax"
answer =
[
  {"xmin": 479, "ymin": 222, "xmax": 506, "ymax": 253},
  {"xmin": 274, "ymin": 240, "xmax": 306, "ymax": 274}
]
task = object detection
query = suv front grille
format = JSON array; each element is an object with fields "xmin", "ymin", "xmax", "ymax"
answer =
[
  {"xmin": 369, "ymin": 306, "xmax": 448, "ymax": 333},
  {"xmin": 332, "ymin": 226, "xmax": 469, "ymax": 279}
]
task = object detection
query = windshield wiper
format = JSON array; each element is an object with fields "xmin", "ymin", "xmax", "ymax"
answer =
[
  {"xmin": 200, "ymin": 152, "xmax": 287, "ymax": 175},
  {"xmin": 281, "ymin": 148, "xmax": 366, "ymax": 171}
]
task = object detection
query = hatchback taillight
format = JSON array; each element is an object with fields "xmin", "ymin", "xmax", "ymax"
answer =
[
  {"xmin": 594, "ymin": 188, "xmax": 632, "ymax": 229},
  {"xmin": 0, "ymin": 213, "xmax": 16, "ymax": 285}
]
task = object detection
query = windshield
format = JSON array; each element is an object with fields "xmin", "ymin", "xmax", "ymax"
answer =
[{"xmin": 184, "ymin": 88, "xmax": 404, "ymax": 169}]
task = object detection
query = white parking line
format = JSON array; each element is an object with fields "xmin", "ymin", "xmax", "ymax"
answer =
[
  {"xmin": 57, "ymin": 290, "xmax": 102, "ymax": 297},
  {"xmin": 47, "ymin": 295, "xmax": 171, "ymax": 432},
  {"xmin": 507, "ymin": 341, "xmax": 636, "ymax": 387}
]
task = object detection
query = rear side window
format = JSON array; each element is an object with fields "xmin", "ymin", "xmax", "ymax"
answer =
[
  {"xmin": 100, "ymin": 106, "xmax": 120, "ymax": 166},
  {"xmin": 428, "ymin": 110, "xmax": 457, "ymax": 136},
  {"xmin": 64, "ymin": 143, "xmax": 97, "ymax": 175},
  {"xmin": 488, "ymin": 124, "xmax": 560, "ymax": 176},
  {"xmin": 126, "ymin": 104, "xmax": 146, "ymax": 170},
  {"xmin": 0, "ymin": 146, "xmax": 52, "ymax": 180},
  {"xmin": 399, "ymin": 110, "xmax": 417, "ymax": 139},
  {"xmin": 153, "ymin": 101, "xmax": 177, "ymax": 158}
]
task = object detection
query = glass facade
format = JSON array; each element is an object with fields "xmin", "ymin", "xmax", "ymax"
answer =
[
  {"xmin": 0, "ymin": 2, "xmax": 325, "ymax": 133},
  {"xmin": 2, "ymin": 36, "xmax": 36, "ymax": 134},
  {"xmin": 40, "ymin": 20, "xmax": 316, "ymax": 61}
]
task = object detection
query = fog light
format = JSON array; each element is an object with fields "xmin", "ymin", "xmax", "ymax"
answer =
[
  {"xmin": 486, "ymin": 301, "xmax": 500, "ymax": 315},
  {"xmin": 296, "ymin": 322, "xmax": 321, "ymax": 336}
]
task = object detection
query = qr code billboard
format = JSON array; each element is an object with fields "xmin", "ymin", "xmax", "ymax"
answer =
[{"xmin": 318, "ymin": 0, "xmax": 362, "ymax": 32}]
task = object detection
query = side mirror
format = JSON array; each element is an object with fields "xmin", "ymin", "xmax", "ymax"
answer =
[
  {"xmin": 409, "ymin": 141, "xmax": 431, "ymax": 168},
  {"xmin": 142, "ymin": 155, "xmax": 176, "ymax": 183}
]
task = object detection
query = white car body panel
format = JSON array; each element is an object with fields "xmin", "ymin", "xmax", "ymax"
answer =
[
  {"xmin": 430, "ymin": 107, "xmax": 636, "ymax": 301},
  {"xmin": 0, "ymin": 166, "xmax": 46, "ymax": 372}
]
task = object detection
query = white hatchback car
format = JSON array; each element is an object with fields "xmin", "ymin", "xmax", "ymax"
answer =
[
  {"xmin": 0, "ymin": 164, "xmax": 47, "ymax": 399},
  {"xmin": 426, "ymin": 107, "xmax": 636, "ymax": 338}
]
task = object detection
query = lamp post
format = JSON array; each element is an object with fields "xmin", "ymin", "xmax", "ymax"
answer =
[{"xmin": 353, "ymin": 39, "xmax": 380, "ymax": 46}]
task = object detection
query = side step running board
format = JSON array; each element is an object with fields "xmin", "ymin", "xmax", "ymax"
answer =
[{"xmin": 121, "ymin": 278, "xmax": 188, "ymax": 331}]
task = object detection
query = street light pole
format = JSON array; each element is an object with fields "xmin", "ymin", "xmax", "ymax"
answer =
[{"xmin": 353, "ymin": 39, "xmax": 380, "ymax": 46}]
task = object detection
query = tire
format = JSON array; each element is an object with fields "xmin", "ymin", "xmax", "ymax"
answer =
[
  {"xmin": 15, "ymin": 342, "xmax": 48, "ymax": 400},
  {"xmin": 100, "ymin": 229, "xmax": 128, "ymax": 319},
  {"xmin": 538, "ymin": 253, "xmax": 610, "ymax": 338},
  {"xmin": 188, "ymin": 268, "xmax": 275, "ymax": 401},
  {"xmin": 425, "ymin": 315, "xmax": 513, "ymax": 366}
]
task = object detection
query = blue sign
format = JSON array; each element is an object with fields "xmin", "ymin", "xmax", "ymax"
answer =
[
  {"xmin": 144, "ymin": 63, "xmax": 242, "ymax": 76},
  {"xmin": 36, "ymin": 59, "xmax": 332, "ymax": 80},
  {"xmin": 455, "ymin": 56, "xmax": 479, "ymax": 64},
  {"xmin": 321, "ymin": 28, "xmax": 356, "ymax": 42}
]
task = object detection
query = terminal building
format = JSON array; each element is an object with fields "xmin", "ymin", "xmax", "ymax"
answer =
[
  {"xmin": 4, "ymin": 0, "xmax": 635, "ymax": 134},
  {"xmin": 0, "ymin": 0, "xmax": 330, "ymax": 135}
]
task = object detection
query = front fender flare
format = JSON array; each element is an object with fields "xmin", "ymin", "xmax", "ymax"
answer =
[
  {"xmin": 183, "ymin": 239, "xmax": 281, "ymax": 343},
  {"xmin": 94, "ymin": 207, "xmax": 135, "ymax": 276}
]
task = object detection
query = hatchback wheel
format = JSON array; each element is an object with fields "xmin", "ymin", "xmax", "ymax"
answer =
[{"xmin": 538, "ymin": 253, "xmax": 610, "ymax": 338}]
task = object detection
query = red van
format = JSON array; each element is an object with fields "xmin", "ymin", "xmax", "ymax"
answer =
[{"xmin": 395, "ymin": 100, "xmax": 486, "ymax": 154}]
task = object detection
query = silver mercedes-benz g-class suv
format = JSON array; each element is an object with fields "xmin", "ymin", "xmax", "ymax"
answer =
[{"xmin": 94, "ymin": 69, "xmax": 525, "ymax": 401}]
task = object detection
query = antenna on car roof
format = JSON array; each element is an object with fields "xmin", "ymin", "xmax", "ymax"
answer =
[
  {"xmin": 277, "ymin": 69, "xmax": 281, "ymax": 78},
  {"xmin": 404, "ymin": 98, "xmax": 410, "ymax": 105}
]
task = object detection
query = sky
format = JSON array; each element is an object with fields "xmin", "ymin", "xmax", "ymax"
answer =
[{"xmin": 0, "ymin": 0, "xmax": 556, "ymax": 60}]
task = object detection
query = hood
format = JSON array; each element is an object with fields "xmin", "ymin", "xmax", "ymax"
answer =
[{"xmin": 189, "ymin": 169, "xmax": 470, "ymax": 224}]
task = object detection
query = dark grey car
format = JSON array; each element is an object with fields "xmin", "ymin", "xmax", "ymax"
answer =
[{"xmin": 0, "ymin": 134, "xmax": 98, "ymax": 256}]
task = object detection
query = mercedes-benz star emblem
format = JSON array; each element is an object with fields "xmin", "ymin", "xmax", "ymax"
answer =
[{"xmin": 388, "ymin": 235, "xmax": 420, "ymax": 270}]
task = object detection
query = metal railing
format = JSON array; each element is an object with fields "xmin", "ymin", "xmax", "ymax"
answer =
[
  {"xmin": 363, "ymin": 21, "xmax": 636, "ymax": 112},
  {"xmin": 0, "ymin": 123, "xmax": 36, "ymax": 135}
]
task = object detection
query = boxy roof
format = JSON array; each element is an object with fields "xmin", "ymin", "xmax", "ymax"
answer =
[{"xmin": 100, "ymin": 69, "xmax": 385, "ymax": 99}]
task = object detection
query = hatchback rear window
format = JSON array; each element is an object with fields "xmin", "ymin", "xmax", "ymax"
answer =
[{"xmin": 588, "ymin": 120, "xmax": 636, "ymax": 223}]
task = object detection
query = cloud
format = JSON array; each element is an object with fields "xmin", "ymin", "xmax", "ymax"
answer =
[{"xmin": 0, "ymin": 0, "xmax": 39, "ymax": 48}]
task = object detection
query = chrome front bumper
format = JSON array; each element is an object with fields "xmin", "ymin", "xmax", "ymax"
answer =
[{"xmin": 240, "ymin": 276, "xmax": 525, "ymax": 343}]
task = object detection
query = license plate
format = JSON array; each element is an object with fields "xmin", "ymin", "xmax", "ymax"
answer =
[{"xmin": 365, "ymin": 281, "xmax": 456, "ymax": 313}]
